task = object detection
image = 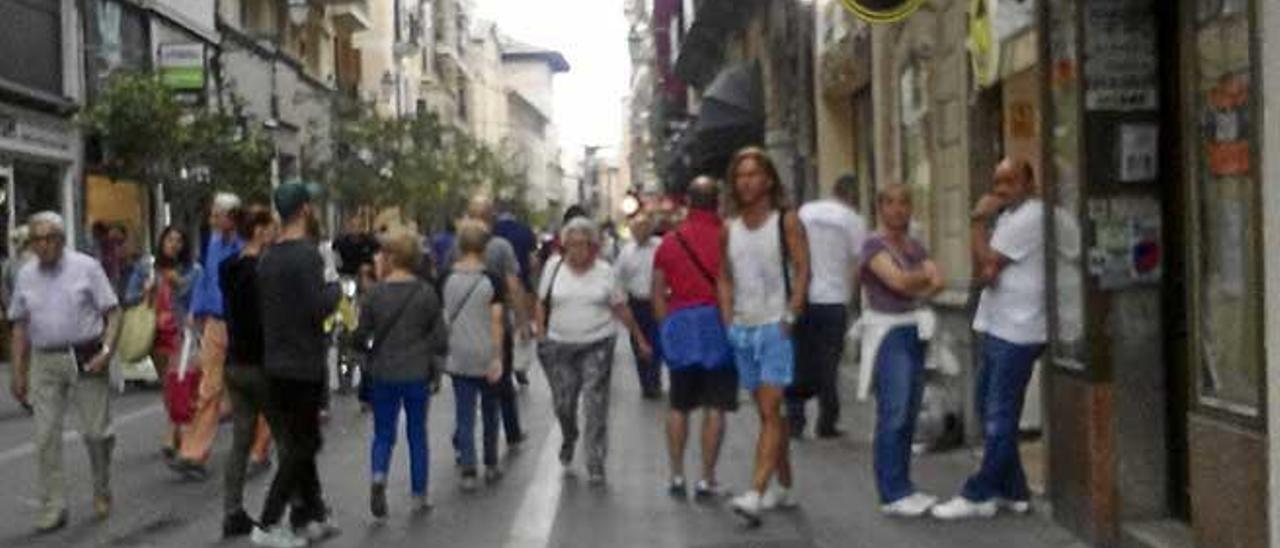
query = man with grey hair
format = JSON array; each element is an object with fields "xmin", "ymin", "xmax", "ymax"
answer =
[
  {"xmin": 171, "ymin": 192, "xmax": 252, "ymax": 479},
  {"xmin": 9, "ymin": 211, "xmax": 123, "ymax": 532}
]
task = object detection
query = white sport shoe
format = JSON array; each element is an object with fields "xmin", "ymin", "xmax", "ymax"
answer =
[
  {"xmin": 880, "ymin": 492, "xmax": 938, "ymax": 517},
  {"xmin": 760, "ymin": 487, "xmax": 798, "ymax": 510},
  {"xmin": 300, "ymin": 519, "xmax": 341, "ymax": 542},
  {"xmin": 930, "ymin": 497, "xmax": 998, "ymax": 520},
  {"xmin": 729, "ymin": 491, "xmax": 763, "ymax": 526},
  {"xmin": 996, "ymin": 497, "xmax": 1032, "ymax": 515},
  {"xmin": 251, "ymin": 525, "xmax": 307, "ymax": 548}
]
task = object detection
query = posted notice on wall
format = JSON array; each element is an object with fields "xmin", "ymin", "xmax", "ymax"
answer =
[
  {"xmin": 1118, "ymin": 123, "xmax": 1159, "ymax": 182},
  {"xmin": 1086, "ymin": 196, "xmax": 1162, "ymax": 290}
]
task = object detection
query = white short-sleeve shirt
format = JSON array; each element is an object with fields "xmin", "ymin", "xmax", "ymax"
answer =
[
  {"xmin": 614, "ymin": 237, "xmax": 660, "ymax": 300},
  {"xmin": 973, "ymin": 199, "xmax": 1047, "ymax": 345},
  {"xmin": 799, "ymin": 199, "xmax": 867, "ymax": 305},
  {"xmin": 538, "ymin": 257, "xmax": 624, "ymax": 344}
]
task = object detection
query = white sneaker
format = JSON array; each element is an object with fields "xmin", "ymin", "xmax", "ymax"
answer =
[
  {"xmin": 411, "ymin": 494, "xmax": 433, "ymax": 513},
  {"xmin": 300, "ymin": 519, "xmax": 341, "ymax": 542},
  {"xmin": 996, "ymin": 497, "xmax": 1032, "ymax": 515},
  {"xmin": 930, "ymin": 497, "xmax": 998, "ymax": 520},
  {"xmin": 251, "ymin": 525, "xmax": 307, "ymax": 548},
  {"xmin": 760, "ymin": 487, "xmax": 798, "ymax": 510},
  {"xmin": 729, "ymin": 491, "xmax": 763, "ymax": 526},
  {"xmin": 880, "ymin": 492, "xmax": 938, "ymax": 517}
]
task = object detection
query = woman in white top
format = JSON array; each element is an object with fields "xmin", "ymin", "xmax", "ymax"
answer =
[{"xmin": 534, "ymin": 217, "xmax": 653, "ymax": 485}]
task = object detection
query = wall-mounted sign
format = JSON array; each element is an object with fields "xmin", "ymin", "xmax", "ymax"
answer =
[
  {"xmin": 158, "ymin": 43, "xmax": 206, "ymax": 92},
  {"xmin": 1117, "ymin": 123, "xmax": 1159, "ymax": 182},
  {"xmin": 839, "ymin": 0, "xmax": 927, "ymax": 23},
  {"xmin": 1086, "ymin": 196, "xmax": 1162, "ymax": 289},
  {"xmin": 0, "ymin": 105, "xmax": 73, "ymax": 155},
  {"xmin": 1083, "ymin": 0, "xmax": 1158, "ymax": 111}
]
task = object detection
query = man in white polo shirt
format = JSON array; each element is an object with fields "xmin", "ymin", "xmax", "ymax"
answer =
[{"xmin": 933, "ymin": 158, "xmax": 1046, "ymax": 520}]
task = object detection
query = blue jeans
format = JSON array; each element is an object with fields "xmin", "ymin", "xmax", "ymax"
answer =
[
  {"xmin": 369, "ymin": 380, "xmax": 430, "ymax": 496},
  {"xmin": 628, "ymin": 297, "xmax": 662, "ymax": 394},
  {"xmin": 961, "ymin": 333, "xmax": 1045, "ymax": 503},
  {"xmin": 872, "ymin": 326, "xmax": 925, "ymax": 504},
  {"xmin": 452, "ymin": 375, "xmax": 500, "ymax": 468}
]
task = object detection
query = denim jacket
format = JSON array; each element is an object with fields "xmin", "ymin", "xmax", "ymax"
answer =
[{"xmin": 123, "ymin": 257, "xmax": 202, "ymax": 322}]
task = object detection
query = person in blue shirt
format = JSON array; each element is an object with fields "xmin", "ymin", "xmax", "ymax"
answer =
[{"xmin": 170, "ymin": 192, "xmax": 258, "ymax": 480}]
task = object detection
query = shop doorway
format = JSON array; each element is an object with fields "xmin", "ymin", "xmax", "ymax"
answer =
[{"xmin": 0, "ymin": 162, "xmax": 10, "ymax": 259}]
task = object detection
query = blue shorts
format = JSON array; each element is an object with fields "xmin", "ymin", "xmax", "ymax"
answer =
[{"xmin": 728, "ymin": 323, "xmax": 794, "ymax": 391}]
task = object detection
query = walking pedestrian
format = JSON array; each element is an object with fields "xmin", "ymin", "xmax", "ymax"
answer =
[
  {"xmin": 653, "ymin": 176, "xmax": 738, "ymax": 499},
  {"xmin": 932, "ymin": 158, "xmax": 1046, "ymax": 520},
  {"xmin": 441, "ymin": 219, "xmax": 506, "ymax": 491},
  {"xmin": 534, "ymin": 217, "xmax": 653, "ymax": 485},
  {"xmin": 615, "ymin": 212, "xmax": 663, "ymax": 399},
  {"xmin": 448, "ymin": 196, "xmax": 530, "ymax": 449},
  {"xmin": 785, "ymin": 174, "xmax": 866, "ymax": 439},
  {"xmin": 122, "ymin": 226, "xmax": 203, "ymax": 461},
  {"xmin": 252, "ymin": 182, "xmax": 341, "ymax": 547},
  {"xmin": 858, "ymin": 184, "xmax": 945, "ymax": 517},
  {"xmin": 355, "ymin": 226, "xmax": 444, "ymax": 520},
  {"xmin": 218, "ymin": 205, "xmax": 278, "ymax": 538},
  {"xmin": 171, "ymin": 192, "xmax": 244, "ymax": 479},
  {"xmin": 7, "ymin": 211, "xmax": 122, "ymax": 532},
  {"xmin": 719, "ymin": 147, "xmax": 810, "ymax": 526},
  {"xmin": 492, "ymin": 210, "xmax": 538, "ymax": 387}
]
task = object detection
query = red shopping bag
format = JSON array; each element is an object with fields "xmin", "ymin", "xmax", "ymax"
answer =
[{"xmin": 163, "ymin": 330, "xmax": 202, "ymax": 424}]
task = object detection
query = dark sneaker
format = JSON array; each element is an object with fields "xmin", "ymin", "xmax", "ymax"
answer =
[
  {"xmin": 223, "ymin": 509, "xmax": 257, "ymax": 538},
  {"xmin": 460, "ymin": 468, "xmax": 480, "ymax": 491},
  {"xmin": 171, "ymin": 458, "xmax": 209, "ymax": 481},
  {"xmin": 558, "ymin": 441, "xmax": 575, "ymax": 466},
  {"xmin": 668, "ymin": 476, "xmax": 687, "ymax": 498},
  {"xmin": 694, "ymin": 479, "xmax": 727, "ymax": 500},
  {"xmin": 246, "ymin": 458, "xmax": 272, "ymax": 479},
  {"xmin": 507, "ymin": 431, "xmax": 528, "ymax": 448},
  {"xmin": 816, "ymin": 427, "xmax": 845, "ymax": 439},
  {"xmin": 484, "ymin": 466, "xmax": 503, "ymax": 484},
  {"xmin": 515, "ymin": 371, "xmax": 530, "ymax": 386},
  {"xmin": 370, "ymin": 483, "xmax": 388, "ymax": 519}
]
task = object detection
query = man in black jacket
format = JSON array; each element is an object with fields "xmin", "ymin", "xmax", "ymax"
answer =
[{"xmin": 252, "ymin": 183, "xmax": 341, "ymax": 547}]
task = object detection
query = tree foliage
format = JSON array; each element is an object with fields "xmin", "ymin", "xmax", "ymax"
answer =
[
  {"xmin": 80, "ymin": 72, "xmax": 274, "ymax": 210},
  {"xmin": 325, "ymin": 103, "xmax": 531, "ymax": 230}
]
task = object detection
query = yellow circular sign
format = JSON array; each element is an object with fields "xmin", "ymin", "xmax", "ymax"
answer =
[{"xmin": 839, "ymin": 0, "xmax": 928, "ymax": 23}]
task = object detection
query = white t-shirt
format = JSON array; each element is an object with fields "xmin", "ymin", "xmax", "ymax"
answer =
[
  {"xmin": 538, "ymin": 257, "xmax": 624, "ymax": 344},
  {"xmin": 800, "ymin": 199, "xmax": 867, "ymax": 305},
  {"xmin": 614, "ymin": 237, "xmax": 661, "ymax": 299},
  {"xmin": 973, "ymin": 199, "xmax": 1047, "ymax": 345}
]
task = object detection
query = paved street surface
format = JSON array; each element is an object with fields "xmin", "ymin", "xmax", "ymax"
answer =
[{"xmin": 0, "ymin": 342, "xmax": 1086, "ymax": 548}]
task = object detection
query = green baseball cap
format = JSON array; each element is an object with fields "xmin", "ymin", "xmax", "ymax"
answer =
[{"xmin": 273, "ymin": 181, "xmax": 323, "ymax": 220}]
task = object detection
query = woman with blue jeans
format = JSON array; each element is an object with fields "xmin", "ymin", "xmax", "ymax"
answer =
[
  {"xmin": 859, "ymin": 184, "xmax": 945, "ymax": 518},
  {"xmin": 442, "ymin": 220, "xmax": 506, "ymax": 490},
  {"xmin": 355, "ymin": 227, "xmax": 446, "ymax": 519}
]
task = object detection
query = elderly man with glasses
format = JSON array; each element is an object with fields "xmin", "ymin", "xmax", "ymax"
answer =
[{"xmin": 8, "ymin": 211, "xmax": 123, "ymax": 533}]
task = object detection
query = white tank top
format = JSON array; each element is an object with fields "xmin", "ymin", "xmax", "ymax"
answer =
[{"xmin": 728, "ymin": 211, "xmax": 788, "ymax": 326}]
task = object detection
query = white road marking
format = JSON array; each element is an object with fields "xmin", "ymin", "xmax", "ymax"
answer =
[
  {"xmin": 0, "ymin": 403, "xmax": 163, "ymax": 466},
  {"xmin": 502, "ymin": 430, "xmax": 565, "ymax": 548}
]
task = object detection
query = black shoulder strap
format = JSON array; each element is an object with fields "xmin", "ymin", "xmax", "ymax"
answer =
[
  {"xmin": 778, "ymin": 209, "xmax": 792, "ymax": 299},
  {"xmin": 446, "ymin": 273, "xmax": 485, "ymax": 325},
  {"xmin": 674, "ymin": 231, "xmax": 716, "ymax": 288},
  {"xmin": 541, "ymin": 257, "xmax": 564, "ymax": 330},
  {"xmin": 372, "ymin": 282, "xmax": 423, "ymax": 356}
]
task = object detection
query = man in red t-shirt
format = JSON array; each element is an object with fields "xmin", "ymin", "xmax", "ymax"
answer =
[{"xmin": 652, "ymin": 176, "xmax": 738, "ymax": 499}]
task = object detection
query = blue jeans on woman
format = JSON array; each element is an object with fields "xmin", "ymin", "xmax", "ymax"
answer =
[
  {"xmin": 370, "ymin": 380, "xmax": 430, "ymax": 496},
  {"xmin": 452, "ymin": 375, "xmax": 500, "ymax": 469},
  {"xmin": 960, "ymin": 333, "xmax": 1044, "ymax": 503},
  {"xmin": 873, "ymin": 325, "xmax": 926, "ymax": 504}
]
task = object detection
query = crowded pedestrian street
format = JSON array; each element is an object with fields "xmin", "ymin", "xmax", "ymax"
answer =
[{"xmin": 0, "ymin": 341, "xmax": 1084, "ymax": 548}]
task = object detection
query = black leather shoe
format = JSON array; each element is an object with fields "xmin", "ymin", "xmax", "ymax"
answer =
[
  {"xmin": 222, "ymin": 509, "xmax": 256, "ymax": 538},
  {"xmin": 816, "ymin": 427, "xmax": 846, "ymax": 439}
]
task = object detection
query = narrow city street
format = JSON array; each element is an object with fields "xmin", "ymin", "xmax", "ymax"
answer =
[{"xmin": 0, "ymin": 341, "xmax": 1083, "ymax": 548}]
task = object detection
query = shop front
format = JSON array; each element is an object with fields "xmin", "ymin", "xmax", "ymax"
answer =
[
  {"xmin": 1040, "ymin": 0, "xmax": 1269, "ymax": 546},
  {"xmin": 0, "ymin": 103, "xmax": 79, "ymax": 254}
]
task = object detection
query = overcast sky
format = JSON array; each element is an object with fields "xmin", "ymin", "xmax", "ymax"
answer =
[{"xmin": 475, "ymin": 0, "xmax": 628, "ymax": 163}]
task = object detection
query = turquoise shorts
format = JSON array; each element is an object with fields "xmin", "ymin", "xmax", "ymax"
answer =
[{"xmin": 727, "ymin": 323, "xmax": 794, "ymax": 391}]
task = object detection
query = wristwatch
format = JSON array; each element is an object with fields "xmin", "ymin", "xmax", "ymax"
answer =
[{"xmin": 781, "ymin": 311, "xmax": 797, "ymax": 325}]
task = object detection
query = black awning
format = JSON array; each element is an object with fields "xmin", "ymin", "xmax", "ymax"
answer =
[{"xmin": 691, "ymin": 62, "xmax": 764, "ymax": 177}]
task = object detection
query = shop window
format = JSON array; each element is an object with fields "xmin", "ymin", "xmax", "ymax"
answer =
[
  {"xmin": 13, "ymin": 161, "xmax": 63, "ymax": 229},
  {"xmin": 1187, "ymin": 1, "xmax": 1262, "ymax": 417},
  {"xmin": 83, "ymin": 0, "xmax": 150, "ymax": 99},
  {"xmin": 0, "ymin": 0, "xmax": 62, "ymax": 96}
]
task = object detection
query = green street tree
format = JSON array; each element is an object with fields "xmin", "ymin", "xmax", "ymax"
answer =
[
  {"xmin": 81, "ymin": 72, "xmax": 275, "ymax": 219},
  {"xmin": 326, "ymin": 102, "xmax": 533, "ymax": 230}
]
